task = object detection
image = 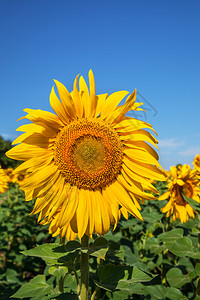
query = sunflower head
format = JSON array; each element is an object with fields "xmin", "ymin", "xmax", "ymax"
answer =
[
  {"xmin": 193, "ymin": 154, "xmax": 200, "ymax": 173},
  {"xmin": 6, "ymin": 70, "xmax": 165, "ymax": 240},
  {"xmin": 0, "ymin": 166, "xmax": 9, "ymax": 194},
  {"xmin": 159, "ymin": 164, "xmax": 200, "ymax": 223}
]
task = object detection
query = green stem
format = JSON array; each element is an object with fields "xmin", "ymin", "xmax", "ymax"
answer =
[
  {"xmin": 7, "ymin": 189, "xmax": 11, "ymax": 206},
  {"xmin": 91, "ymin": 287, "xmax": 99, "ymax": 300},
  {"xmin": 59, "ymin": 236, "xmax": 66, "ymax": 293},
  {"xmin": 166, "ymin": 216, "xmax": 171, "ymax": 231},
  {"xmin": 80, "ymin": 235, "xmax": 89, "ymax": 300},
  {"xmin": 72, "ymin": 264, "xmax": 80, "ymax": 295},
  {"xmin": 59, "ymin": 277, "xmax": 64, "ymax": 294},
  {"xmin": 95, "ymin": 257, "xmax": 102, "ymax": 300}
]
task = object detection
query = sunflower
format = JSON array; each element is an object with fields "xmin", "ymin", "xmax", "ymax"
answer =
[
  {"xmin": 0, "ymin": 166, "xmax": 9, "ymax": 194},
  {"xmin": 5, "ymin": 168, "xmax": 26, "ymax": 185},
  {"xmin": 5, "ymin": 168, "xmax": 14, "ymax": 180},
  {"xmin": 159, "ymin": 164, "xmax": 200, "ymax": 223},
  {"xmin": 193, "ymin": 154, "xmax": 200, "ymax": 173},
  {"xmin": 6, "ymin": 70, "xmax": 165, "ymax": 240}
]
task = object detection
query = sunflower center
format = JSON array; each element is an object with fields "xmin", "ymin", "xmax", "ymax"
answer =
[
  {"xmin": 54, "ymin": 119, "xmax": 123, "ymax": 190},
  {"xmin": 196, "ymin": 160, "xmax": 200, "ymax": 167}
]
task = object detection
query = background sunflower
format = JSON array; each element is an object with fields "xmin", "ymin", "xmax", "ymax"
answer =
[{"xmin": 159, "ymin": 164, "xmax": 200, "ymax": 223}]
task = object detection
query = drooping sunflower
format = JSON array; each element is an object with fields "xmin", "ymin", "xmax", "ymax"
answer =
[
  {"xmin": 193, "ymin": 154, "xmax": 200, "ymax": 173},
  {"xmin": 159, "ymin": 164, "xmax": 200, "ymax": 223},
  {"xmin": 0, "ymin": 166, "xmax": 9, "ymax": 194},
  {"xmin": 6, "ymin": 70, "xmax": 165, "ymax": 240}
]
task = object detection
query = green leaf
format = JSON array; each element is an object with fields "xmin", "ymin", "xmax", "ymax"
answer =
[
  {"xmin": 11, "ymin": 275, "xmax": 53, "ymax": 299},
  {"xmin": 142, "ymin": 209, "xmax": 163, "ymax": 223},
  {"xmin": 164, "ymin": 287, "xmax": 187, "ymax": 300},
  {"xmin": 168, "ymin": 237, "xmax": 200, "ymax": 258},
  {"xmin": 143, "ymin": 285, "xmax": 167, "ymax": 299},
  {"xmin": 195, "ymin": 263, "xmax": 200, "ymax": 276},
  {"xmin": 95, "ymin": 264, "xmax": 153, "ymax": 292},
  {"xmin": 95, "ymin": 264, "xmax": 127, "ymax": 291},
  {"xmin": 64, "ymin": 241, "xmax": 82, "ymax": 252},
  {"xmin": 6, "ymin": 268, "xmax": 19, "ymax": 283},
  {"xmin": 166, "ymin": 268, "xmax": 190, "ymax": 288},
  {"xmin": 22, "ymin": 242, "xmax": 81, "ymax": 265},
  {"xmin": 158, "ymin": 229, "xmax": 200, "ymax": 258},
  {"xmin": 81, "ymin": 237, "xmax": 109, "ymax": 260},
  {"xmin": 182, "ymin": 194, "xmax": 200, "ymax": 213},
  {"xmin": 63, "ymin": 273, "xmax": 78, "ymax": 293},
  {"xmin": 53, "ymin": 293, "xmax": 78, "ymax": 299},
  {"xmin": 178, "ymin": 257, "xmax": 194, "ymax": 273},
  {"xmin": 107, "ymin": 290, "xmax": 131, "ymax": 299},
  {"xmin": 104, "ymin": 231, "xmax": 122, "ymax": 242},
  {"xmin": 192, "ymin": 228, "xmax": 200, "ymax": 235},
  {"xmin": 119, "ymin": 218, "xmax": 138, "ymax": 229},
  {"xmin": 48, "ymin": 266, "xmax": 68, "ymax": 280},
  {"xmin": 145, "ymin": 237, "xmax": 165, "ymax": 254},
  {"xmin": 117, "ymin": 268, "xmax": 153, "ymax": 291},
  {"xmin": 122, "ymin": 245, "xmax": 147, "ymax": 271},
  {"xmin": 158, "ymin": 228, "xmax": 184, "ymax": 242}
]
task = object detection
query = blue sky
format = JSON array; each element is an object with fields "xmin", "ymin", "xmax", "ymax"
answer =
[{"xmin": 0, "ymin": 0, "xmax": 200, "ymax": 169}]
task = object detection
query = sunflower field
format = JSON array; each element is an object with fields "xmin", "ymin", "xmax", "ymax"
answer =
[
  {"xmin": 0, "ymin": 71, "xmax": 200, "ymax": 300},
  {"xmin": 1, "ymin": 159, "xmax": 200, "ymax": 300}
]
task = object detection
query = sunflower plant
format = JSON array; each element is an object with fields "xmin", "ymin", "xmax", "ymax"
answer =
[
  {"xmin": 159, "ymin": 164, "xmax": 200, "ymax": 223},
  {"xmin": 0, "ymin": 165, "xmax": 9, "ymax": 194},
  {"xmin": 6, "ymin": 70, "xmax": 165, "ymax": 299}
]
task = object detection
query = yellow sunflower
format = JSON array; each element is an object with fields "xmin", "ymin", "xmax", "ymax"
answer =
[
  {"xmin": 159, "ymin": 164, "xmax": 200, "ymax": 223},
  {"xmin": 6, "ymin": 70, "xmax": 165, "ymax": 240},
  {"xmin": 0, "ymin": 166, "xmax": 9, "ymax": 194},
  {"xmin": 5, "ymin": 168, "xmax": 26, "ymax": 185},
  {"xmin": 193, "ymin": 154, "xmax": 200, "ymax": 172}
]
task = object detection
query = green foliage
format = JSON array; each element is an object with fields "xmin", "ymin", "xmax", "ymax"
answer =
[
  {"xmin": 0, "ymin": 186, "xmax": 55, "ymax": 299},
  {"xmin": 0, "ymin": 180, "xmax": 200, "ymax": 299},
  {"xmin": 0, "ymin": 136, "xmax": 19, "ymax": 168}
]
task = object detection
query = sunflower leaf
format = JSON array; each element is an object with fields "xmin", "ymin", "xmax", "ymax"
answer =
[
  {"xmin": 142, "ymin": 285, "xmax": 187, "ymax": 300},
  {"xmin": 166, "ymin": 268, "xmax": 191, "ymax": 288},
  {"xmin": 182, "ymin": 193, "xmax": 200, "ymax": 213},
  {"xmin": 21, "ymin": 242, "xmax": 81, "ymax": 265},
  {"xmin": 81, "ymin": 237, "xmax": 109, "ymax": 260},
  {"xmin": 10, "ymin": 275, "xmax": 53, "ymax": 299},
  {"xmin": 95, "ymin": 264, "xmax": 154, "ymax": 292},
  {"xmin": 158, "ymin": 231, "xmax": 200, "ymax": 259},
  {"xmin": 48, "ymin": 266, "xmax": 68, "ymax": 280}
]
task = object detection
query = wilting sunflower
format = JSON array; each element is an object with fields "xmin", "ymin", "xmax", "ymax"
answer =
[
  {"xmin": 193, "ymin": 154, "xmax": 200, "ymax": 173},
  {"xmin": 0, "ymin": 166, "xmax": 9, "ymax": 194},
  {"xmin": 159, "ymin": 164, "xmax": 200, "ymax": 223},
  {"xmin": 6, "ymin": 70, "xmax": 165, "ymax": 240}
]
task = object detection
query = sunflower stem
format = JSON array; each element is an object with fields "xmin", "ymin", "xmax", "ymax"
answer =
[
  {"xmin": 80, "ymin": 235, "xmax": 89, "ymax": 300},
  {"xmin": 72, "ymin": 263, "xmax": 80, "ymax": 295}
]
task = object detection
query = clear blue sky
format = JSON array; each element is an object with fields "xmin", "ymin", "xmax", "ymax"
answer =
[{"xmin": 0, "ymin": 0, "xmax": 200, "ymax": 169}]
